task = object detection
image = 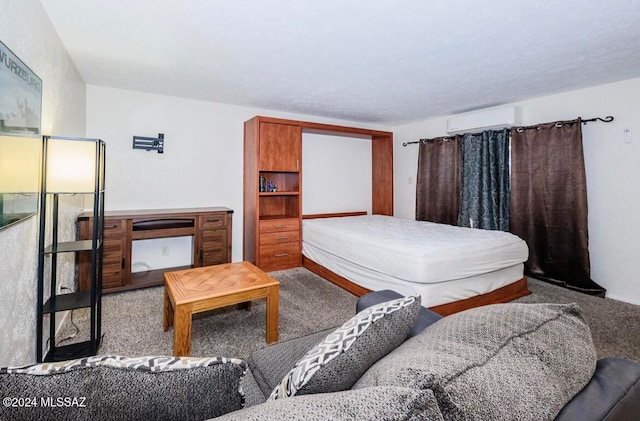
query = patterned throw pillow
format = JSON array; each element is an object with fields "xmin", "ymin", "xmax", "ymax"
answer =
[
  {"xmin": 0, "ymin": 355, "xmax": 247, "ymax": 421},
  {"xmin": 1, "ymin": 354, "xmax": 243, "ymax": 374},
  {"xmin": 270, "ymin": 295, "xmax": 421, "ymax": 400}
]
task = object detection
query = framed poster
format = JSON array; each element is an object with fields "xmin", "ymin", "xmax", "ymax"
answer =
[{"xmin": 0, "ymin": 40, "xmax": 42, "ymax": 136}]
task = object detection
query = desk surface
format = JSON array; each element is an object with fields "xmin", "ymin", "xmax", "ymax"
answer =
[{"xmin": 78, "ymin": 206, "xmax": 233, "ymax": 220}]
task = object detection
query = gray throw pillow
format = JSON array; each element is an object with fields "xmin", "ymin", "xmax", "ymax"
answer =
[
  {"xmin": 218, "ymin": 386, "xmax": 444, "ymax": 421},
  {"xmin": 354, "ymin": 302, "xmax": 597, "ymax": 421},
  {"xmin": 250, "ymin": 328, "xmax": 334, "ymax": 398},
  {"xmin": 0, "ymin": 355, "xmax": 246, "ymax": 421},
  {"xmin": 270, "ymin": 295, "xmax": 421, "ymax": 399}
]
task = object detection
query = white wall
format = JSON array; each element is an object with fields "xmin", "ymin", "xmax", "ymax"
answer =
[
  {"xmin": 0, "ymin": 0, "xmax": 86, "ymax": 366},
  {"xmin": 302, "ymin": 132, "xmax": 372, "ymax": 215},
  {"xmin": 392, "ymin": 77, "xmax": 640, "ymax": 305},
  {"xmin": 86, "ymin": 85, "xmax": 388, "ymax": 269}
]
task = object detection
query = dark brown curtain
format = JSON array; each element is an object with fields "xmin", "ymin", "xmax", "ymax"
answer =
[
  {"xmin": 416, "ymin": 137, "xmax": 461, "ymax": 225},
  {"xmin": 510, "ymin": 119, "xmax": 605, "ymax": 296}
]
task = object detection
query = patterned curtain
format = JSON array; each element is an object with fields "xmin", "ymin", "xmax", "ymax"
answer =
[
  {"xmin": 510, "ymin": 119, "xmax": 605, "ymax": 296},
  {"xmin": 458, "ymin": 128, "xmax": 510, "ymax": 231},
  {"xmin": 415, "ymin": 137, "xmax": 461, "ymax": 225}
]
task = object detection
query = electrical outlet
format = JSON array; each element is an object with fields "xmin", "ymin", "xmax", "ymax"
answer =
[{"xmin": 161, "ymin": 245, "xmax": 169, "ymax": 256}]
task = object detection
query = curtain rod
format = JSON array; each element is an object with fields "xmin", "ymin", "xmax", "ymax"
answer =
[{"xmin": 402, "ymin": 115, "xmax": 615, "ymax": 146}]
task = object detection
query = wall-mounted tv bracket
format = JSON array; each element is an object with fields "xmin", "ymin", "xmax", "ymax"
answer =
[{"xmin": 133, "ymin": 133, "xmax": 164, "ymax": 153}]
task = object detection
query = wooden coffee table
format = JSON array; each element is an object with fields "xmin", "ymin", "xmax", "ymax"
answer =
[{"xmin": 163, "ymin": 261, "xmax": 280, "ymax": 357}]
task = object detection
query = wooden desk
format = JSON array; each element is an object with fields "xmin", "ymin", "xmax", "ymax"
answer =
[
  {"xmin": 163, "ymin": 261, "xmax": 279, "ymax": 356},
  {"xmin": 78, "ymin": 207, "xmax": 233, "ymax": 293}
]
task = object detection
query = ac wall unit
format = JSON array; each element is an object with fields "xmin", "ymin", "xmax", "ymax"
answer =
[{"xmin": 446, "ymin": 106, "xmax": 520, "ymax": 134}]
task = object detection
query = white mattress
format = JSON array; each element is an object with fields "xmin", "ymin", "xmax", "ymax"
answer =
[
  {"xmin": 303, "ymin": 242, "xmax": 524, "ymax": 307},
  {"xmin": 302, "ymin": 215, "xmax": 528, "ymax": 284}
]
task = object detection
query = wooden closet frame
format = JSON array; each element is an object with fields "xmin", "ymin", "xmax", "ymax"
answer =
[
  {"xmin": 292, "ymin": 120, "xmax": 398, "ymax": 301},
  {"xmin": 298, "ymin": 120, "xmax": 394, "ymax": 216},
  {"xmin": 243, "ymin": 116, "xmax": 393, "ymax": 270}
]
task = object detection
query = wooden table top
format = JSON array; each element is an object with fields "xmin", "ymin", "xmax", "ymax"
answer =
[{"xmin": 164, "ymin": 261, "xmax": 279, "ymax": 306}]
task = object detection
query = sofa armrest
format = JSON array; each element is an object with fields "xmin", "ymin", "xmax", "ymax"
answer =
[
  {"xmin": 356, "ymin": 289, "xmax": 442, "ymax": 337},
  {"xmin": 554, "ymin": 357, "xmax": 640, "ymax": 421}
]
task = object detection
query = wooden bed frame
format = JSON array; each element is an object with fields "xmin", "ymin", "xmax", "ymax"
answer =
[
  {"xmin": 301, "ymin": 212, "xmax": 531, "ymax": 316},
  {"xmin": 303, "ymin": 256, "xmax": 530, "ymax": 316}
]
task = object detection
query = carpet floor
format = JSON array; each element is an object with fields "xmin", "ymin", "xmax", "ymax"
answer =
[
  {"xmin": 513, "ymin": 277, "xmax": 640, "ymax": 361},
  {"xmin": 58, "ymin": 268, "xmax": 640, "ymax": 362}
]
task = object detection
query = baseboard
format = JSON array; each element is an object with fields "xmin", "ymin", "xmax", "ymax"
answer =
[{"xmin": 603, "ymin": 293, "xmax": 640, "ymax": 306}]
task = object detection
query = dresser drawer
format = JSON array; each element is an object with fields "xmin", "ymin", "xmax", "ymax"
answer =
[
  {"xmin": 201, "ymin": 213, "xmax": 226, "ymax": 230},
  {"xmin": 260, "ymin": 230, "xmax": 300, "ymax": 245},
  {"xmin": 201, "ymin": 229, "xmax": 225, "ymax": 247},
  {"xmin": 201, "ymin": 249, "xmax": 227, "ymax": 266},
  {"xmin": 259, "ymin": 242, "xmax": 301, "ymax": 271},
  {"xmin": 259, "ymin": 219, "xmax": 299, "ymax": 233},
  {"xmin": 103, "ymin": 219, "xmax": 126, "ymax": 238},
  {"xmin": 102, "ymin": 239, "xmax": 124, "ymax": 264},
  {"xmin": 101, "ymin": 238, "xmax": 125, "ymax": 289},
  {"xmin": 102, "ymin": 263, "xmax": 124, "ymax": 289},
  {"xmin": 200, "ymin": 229, "xmax": 228, "ymax": 266}
]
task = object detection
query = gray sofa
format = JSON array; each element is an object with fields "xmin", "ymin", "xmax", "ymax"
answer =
[
  {"xmin": 222, "ymin": 290, "xmax": 640, "ymax": 421},
  {"xmin": 1, "ymin": 290, "xmax": 639, "ymax": 421}
]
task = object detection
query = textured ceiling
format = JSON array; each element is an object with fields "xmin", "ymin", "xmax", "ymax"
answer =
[{"xmin": 40, "ymin": 0, "xmax": 640, "ymax": 125}]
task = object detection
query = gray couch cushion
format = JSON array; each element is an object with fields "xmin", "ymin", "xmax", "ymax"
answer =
[
  {"xmin": 241, "ymin": 368, "xmax": 268, "ymax": 407},
  {"xmin": 354, "ymin": 303, "xmax": 597, "ymax": 421},
  {"xmin": 270, "ymin": 295, "xmax": 421, "ymax": 399},
  {"xmin": 214, "ymin": 386, "xmax": 444, "ymax": 421},
  {"xmin": 249, "ymin": 328, "xmax": 334, "ymax": 399},
  {"xmin": 0, "ymin": 355, "xmax": 246, "ymax": 421}
]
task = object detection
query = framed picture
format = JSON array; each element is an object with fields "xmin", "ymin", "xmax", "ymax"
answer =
[{"xmin": 0, "ymin": 40, "xmax": 42, "ymax": 136}]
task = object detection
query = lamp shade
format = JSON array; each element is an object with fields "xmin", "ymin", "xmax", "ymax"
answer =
[
  {"xmin": 45, "ymin": 138, "xmax": 98, "ymax": 193},
  {"xmin": 0, "ymin": 135, "xmax": 41, "ymax": 193}
]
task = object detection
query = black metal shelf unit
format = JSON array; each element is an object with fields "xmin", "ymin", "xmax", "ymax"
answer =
[{"xmin": 36, "ymin": 135, "xmax": 106, "ymax": 362}]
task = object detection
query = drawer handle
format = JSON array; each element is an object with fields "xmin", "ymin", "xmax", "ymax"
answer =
[
  {"xmin": 105, "ymin": 225, "xmax": 118, "ymax": 229},
  {"xmin": 275, "ymin": 253, "xmax": 289, "ymax": 257},
  {"xmin": 274, "ymin": 225, "xmax": 288, "ymax": 228},
  {"xmin": 206, "ymin": 219, "xmax": 221, "ymax": 223},
  {"xmin": 275, "ymin": 236, "xmax": 289, "ymax": 240}
]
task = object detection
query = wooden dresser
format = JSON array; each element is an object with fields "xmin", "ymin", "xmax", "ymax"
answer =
[{"xmin": 78, "ymin": 207, "xmax": 233, "ymax": 293}]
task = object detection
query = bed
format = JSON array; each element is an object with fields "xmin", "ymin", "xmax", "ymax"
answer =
[{"xmin": 301, "ymin": 214, "xmax": 530, "ymax": 315}]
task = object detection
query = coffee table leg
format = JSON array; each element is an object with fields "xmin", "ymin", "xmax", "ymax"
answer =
[
  {"xmin": 173, "ymin": 304, "xmax": 193, "ymax": 357},
  {"xmin": 163, "ymin": 287, "xmax": 173, "ymax": 331},
  {"xmin": 265, "ymin": 285, "xmax": 279, "ymax": 343}
]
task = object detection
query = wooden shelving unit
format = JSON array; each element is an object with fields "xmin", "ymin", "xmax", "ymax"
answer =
[{"xmin": 243, "ymin": 116, "xmax": 394, "ymax": 272}]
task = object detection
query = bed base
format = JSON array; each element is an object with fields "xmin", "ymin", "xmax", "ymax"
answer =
[{"xmin": 302, "ymin": 256, "xmax": 531, "ymax": 316}]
